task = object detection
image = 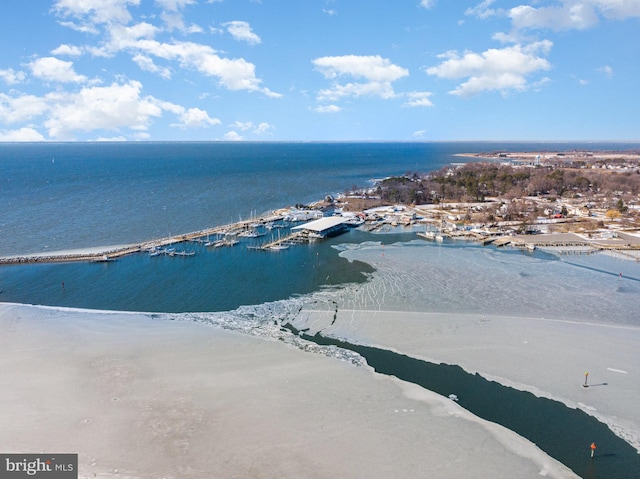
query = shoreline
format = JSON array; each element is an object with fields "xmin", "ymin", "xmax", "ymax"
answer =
[{"xmin": 2, "ymin": 217, "xmax": 639, "ymax": 266}]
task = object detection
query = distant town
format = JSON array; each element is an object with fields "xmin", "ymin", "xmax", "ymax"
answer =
[
  {"xmin": 336, "ymin": 149, "xmax": 640, "ymax": 230},
  {"xmin": 323, "ymin": 149, "xmax": 640, "ymax": 255}
]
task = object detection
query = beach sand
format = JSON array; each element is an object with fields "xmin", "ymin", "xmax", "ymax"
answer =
[{"xmin": 0, "ymin": 303, "xmax": 575, "ymax": 479}]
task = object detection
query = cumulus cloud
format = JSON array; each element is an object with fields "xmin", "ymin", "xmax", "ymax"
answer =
[
  {"xmin": 0, "ymin": 127, "xmax": 46, "ymax": 142},
  {"xmin": 0, "ymin": 68, "xmax": 26, "ymax": 85},
  {"xmin": 43, "ymin": 81, "xmax": 164, "ymax": 139},
  {"xmin": 230, "ymin": 121, "xmax": 253, "ymax": 131},
  {"xmin": 0, "ymin": 94, "xmax": 49, "ymax": 124},
  {"xmin": 53, "ymin": 0, "xmax": 139, "ymax": 26},
  {"xmin": 156, "ymin": 0, "xmax": 200, "ymax": 32},
  {"xmin": 171, "ymin": 107, "xmax": 220, "ymax": 128},
  {"xmin": 53, "ymin": 1, "xmax": 279, "ymax": 98},
  {"xmin": 224, "ymin": 21, "xmax": 261, "ymax": 45},
  {"xmin": 426, "ymin": 41, "xmax": 552, "ymax": 96},
  {"xmin": 228, "ymin": 120, "xmax": 272, "ymax": 135},
  {"xmin": 315, "ymin": 104, "xmax": 342, "ymax": 113},
  {"xmin": 28, "ymin": 57, "xmax": 88, "ymax": 84},
  {"xmin": 403, "ymin": 91, "xmax": 434, "ymax": 107},
  {"xmin": 51, "ymin": 44, "xmax": 83, "ymax": 56},
  {"xmin": 313, "ymin": 55, "xmax": 409, "ymax": 102},
  {"xmin": 507, "ymin": 0, "xmax": 640, "ymax": 32},
  {"xmin": 223, "ymin": 130, "xmax": 243, "ymax": 141},
  {"xmin": 509, "ymin": 3, "xmax": 599, "ymax": 31},
  {"xmin": 132, "ymin": 54, "xmax": 172, "ymax": 79}
]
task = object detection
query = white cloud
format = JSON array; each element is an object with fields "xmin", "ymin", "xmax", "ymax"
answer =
[
  {"xmin": 254, "ymin": 122, "xmax": 272, "ymax": 135},
  {"xmin": 224, "ymin": 21, "xmax": 261, "ymax": 45},
  {"xmin": 230, "ymin": 121, "xmax": 253, "ymax": 131},
  {"xmin": 0, "ymin": 94, "xmax": 49, "ymax": 124},
  {"xmin": 51, "ymin": 44, "xmax": 83, "ymax": 56},
  {"xmin": 506, "ymin": 1, "xmax": 640, "ymax": 33},
  {"xmin": 0, "ymin": 68, "xmax": 26, "ymax": 85},
  {"xmin": 173, "ymin": 107, "xmax": 221, "ymax": 128},
  {"xmin": 314, "ymin": 55, "xmax": 408, "ymax": 82},
  {"xmin": 155, "ymin": 0, "xmax": 196, "ymax": 11},
  {"xmin": 411, "ymin": 129, "xmax": 427, "ymax": 139},
  {"xmin": 53, "ymin": 0, "xmax": 139, "ymax": 26},
  {"xmin": 594, "ymin": 0, "xmax": 640, "ymax": 19},
  {"xmin": 419, "ymin": 0, "xmax": 436, "ymax": 9},
  {"xmin": 315, "ymin": 104, "xmax": 342, "ymax": 113},
  {"xmin": 597, "ymin": 64, "xmax": 613, "ymax": 78},
  {"xmin": 156, "ymin": 0, "xmax": 201, "ymax": 33},
  {"xmin": 313, "ymin": 55, "xmax": 409, "ymax": 102},
  {"xmin": 53, "ymin": 2, "xmax": 279, "ymax": 98},
  {"xmin": 403, "ymin": 91, "xmax": 434, "ymax": 107},
  {"xmin": 0, "ymin": 127, "xmax": 45, "ymax": 142},
  {"xmin": 317, "ymin": 82, "xmax": 398, "ymax": 102},
  {"xmin": 43, "ymin": 81, "xmax": 163, "ymax": 139},
  {"xmin": 465, "ymin": 0, "xmax": 499, "ymax": 19},
  {"xmin": 29, "ymin": 57, "xmax": 89, "ymax": 84},
  {"xmin": 223, "ymin": 130, "xmax": 243, "ymax": 141},
  {"xmin": 132, "ymin": 54, "xmax": 172, "ymax": 79},
  {"xmin": 101, "ymin": 30, "xmax": 280, "ymax": 96},
  {"xmin": 103, "ymin": 23, "xmax": 160, "ymax": 54},
  {"xmin": 228, "ymin": 120, "xmax": 272, "ymax": 135},
  {"xmin": 509, "ymin": 3, "xmax": 599, "ymax": 31},
  {"xmin": 426, "ymin": 41, "xmax": 552, "ymax": 97}
]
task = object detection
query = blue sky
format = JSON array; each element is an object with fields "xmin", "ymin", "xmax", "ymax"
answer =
[{"xmin": 0, "ymin": 0, "xmax": 638, "ymax": 142}]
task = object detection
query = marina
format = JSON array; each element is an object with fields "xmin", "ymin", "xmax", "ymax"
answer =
[{"xmin": 2, "ymin": 201, "xmax": 640, "ymax": 265}]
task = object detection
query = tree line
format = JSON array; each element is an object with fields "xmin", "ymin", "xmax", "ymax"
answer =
[{"xmin": 369, "ymin": 162, "xmax": 640, "ymax": 208}]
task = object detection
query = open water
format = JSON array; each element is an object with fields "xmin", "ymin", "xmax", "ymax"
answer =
[{"xmin": 1, "ymin": 141, "xmax": 640, "ymax": 477}]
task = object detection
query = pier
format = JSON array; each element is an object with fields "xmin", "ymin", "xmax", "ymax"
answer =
[{"xmin": 0, "ymin": 213, "xmax": 286, "ymax": 265}]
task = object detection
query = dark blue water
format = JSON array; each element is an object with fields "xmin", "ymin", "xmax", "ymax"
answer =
[
  {"xmin": 2, "ymin": 141, "xmax": 638, "ymax": 257},
  {"xmin": 0, "ymin": 229, "xmax": 379, "ymax": 312}
]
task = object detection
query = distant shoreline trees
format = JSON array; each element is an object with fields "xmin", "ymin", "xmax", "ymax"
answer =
[{"xmin": 366, "ymin": 162, "xmax": 639, "ymax": 214}]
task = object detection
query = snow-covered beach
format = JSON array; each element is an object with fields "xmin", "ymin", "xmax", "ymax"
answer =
[{"xmin": 0, "ymin": 303, "xmax": 577, "ymax": 479}]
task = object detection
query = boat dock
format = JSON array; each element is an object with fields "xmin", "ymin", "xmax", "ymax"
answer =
[
  {"xmin": 0, "ymin": 212, "xmax": 354, "ymax": 265},
  {"xmin": 0, "ymin": 213, "xmax": 286, "ymax": 265}
]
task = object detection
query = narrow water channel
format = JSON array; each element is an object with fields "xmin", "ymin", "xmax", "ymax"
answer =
[{"xmin": 288, "ymin": 326, "xmax": 640, "ymax": 479}]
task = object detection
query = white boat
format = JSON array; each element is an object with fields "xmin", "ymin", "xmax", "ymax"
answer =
[
  {"xmin": 268, "ymin": 244, "xmax": 289, "ymax": 251},
  {"xmin": 239, "ymin": 229, "xmax": 265, "ymax": 238}
]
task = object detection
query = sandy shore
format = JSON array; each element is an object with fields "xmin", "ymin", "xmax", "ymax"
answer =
[{"xmin": 0, "ymin": 303, "xmax": 575, "ymax": 479}]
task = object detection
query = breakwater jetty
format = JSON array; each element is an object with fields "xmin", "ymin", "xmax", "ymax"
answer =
[{"xmin": 0, "ymin": 212, "xmax": 285, "ymax": 265}]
